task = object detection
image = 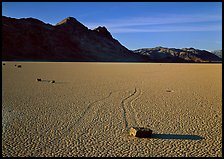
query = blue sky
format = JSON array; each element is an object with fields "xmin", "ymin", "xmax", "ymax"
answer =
[{"xmin": 2, "ymin": 2, "xmax": 222, "ymax": 51}]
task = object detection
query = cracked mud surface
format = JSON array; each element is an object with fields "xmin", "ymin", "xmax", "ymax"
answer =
[{"xmin": 2, "ymin": 62, "xmax": 222, "ymax": 157}]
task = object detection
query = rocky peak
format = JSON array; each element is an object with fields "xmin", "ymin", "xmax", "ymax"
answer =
[
  {"xmin": 55, "ymin": 17, "xmax": 88, "ymax": 32},
  {"xmin": 56, "ymin": 17, "xmax": 77, "ymax": 25},
  {"xmin": 93, "ymin": 26, "xmax": 113, "ymax": 39}
]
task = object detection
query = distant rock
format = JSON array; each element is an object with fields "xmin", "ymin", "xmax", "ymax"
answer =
[
  {"xmin": 134, "ymin": 47, "xmax": 222, "ymax": 63},
  {"xmin": 2, "ymin": 16, "xmax": 147, "ymax": 62}
]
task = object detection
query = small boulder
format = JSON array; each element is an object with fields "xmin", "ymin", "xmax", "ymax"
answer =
[
  {"xmin": 166, "ymin": 90, "xmax": 174, "ymax": 93},
  {"xmin": 50, "ymin": 80, "xmax": 55, "ymax": 83},
  {"xmin": 17, "ymin": 65, "xmax": 22, "ymax": 68},
  {"xmin": 36, "ymin": 78, "xmax": 42, "ymax": 82},
  {"xmin": 129, "ymin": 127, "xmax": 152, "ymax": 138}
]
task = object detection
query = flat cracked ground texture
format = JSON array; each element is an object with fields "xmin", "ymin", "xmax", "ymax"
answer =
[{"xmin": 2, "ymin": 62, "xmax": 222, "ymax": 157}]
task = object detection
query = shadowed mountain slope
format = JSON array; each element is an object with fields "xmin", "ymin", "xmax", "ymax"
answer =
[{"xmin": 2, "ymin": 16, "xmax": 147, "ymax": 62}]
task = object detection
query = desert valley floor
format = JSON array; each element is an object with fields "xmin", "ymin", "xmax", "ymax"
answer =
[{"xmin": 2, "ymin": 62, "xmax": 222, "ymax": 157}]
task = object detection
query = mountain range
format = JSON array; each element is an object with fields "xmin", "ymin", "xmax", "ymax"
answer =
[
  {"xmin": 2, "ymin": 16, "xmax": 222, "ymax": 63},
  {"xmin": 134, "ymin": 47, "xmax": 222, "ymax": 63}
]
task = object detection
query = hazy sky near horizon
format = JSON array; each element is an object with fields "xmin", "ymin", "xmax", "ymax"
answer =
[{"xmin": 2, "ymin": 2, "xmax": 222, "ymax": 51}]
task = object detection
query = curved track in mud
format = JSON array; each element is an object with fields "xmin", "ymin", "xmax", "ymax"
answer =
[
  {"xmin": 74, "ymin": 92, "xmax": 113, "ymax": 126},
  {"xmin": 120, "ymin": 88, "xmax": 142, "ymax": 129}
]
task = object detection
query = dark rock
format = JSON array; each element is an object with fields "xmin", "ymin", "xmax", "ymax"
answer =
[
  {"xmin": 166, "ymin": 89, "xmax": 174, "ymax": 93},
  {"xmin": 130, "ymin": 127, "xmax": 152, "ymax": 138},
  {"xmin": 36, "ymin": 78, "xmax": 42, "ymax": 82},
  {"xmin": 50, "ymin": 80, "xmax": 55, "ymax": 83}
]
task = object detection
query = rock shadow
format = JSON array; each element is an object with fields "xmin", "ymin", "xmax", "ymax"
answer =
[
  {"xmin": 151, "ymin": 133, "xmax": 204, "ymax": 140},
  {"xmin": 52, "ymin": 81, "xmax": 68, "ymax": 84}
]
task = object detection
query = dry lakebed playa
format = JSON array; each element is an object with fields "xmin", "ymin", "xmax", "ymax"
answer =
[{"xmin": 2, "ymin": 62, "xmax": 222, "ymax": 157}]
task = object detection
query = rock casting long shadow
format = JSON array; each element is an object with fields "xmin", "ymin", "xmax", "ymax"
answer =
[{"xmin": 151, "ymin": 134, "xmax": 204, "ymax": 140}]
